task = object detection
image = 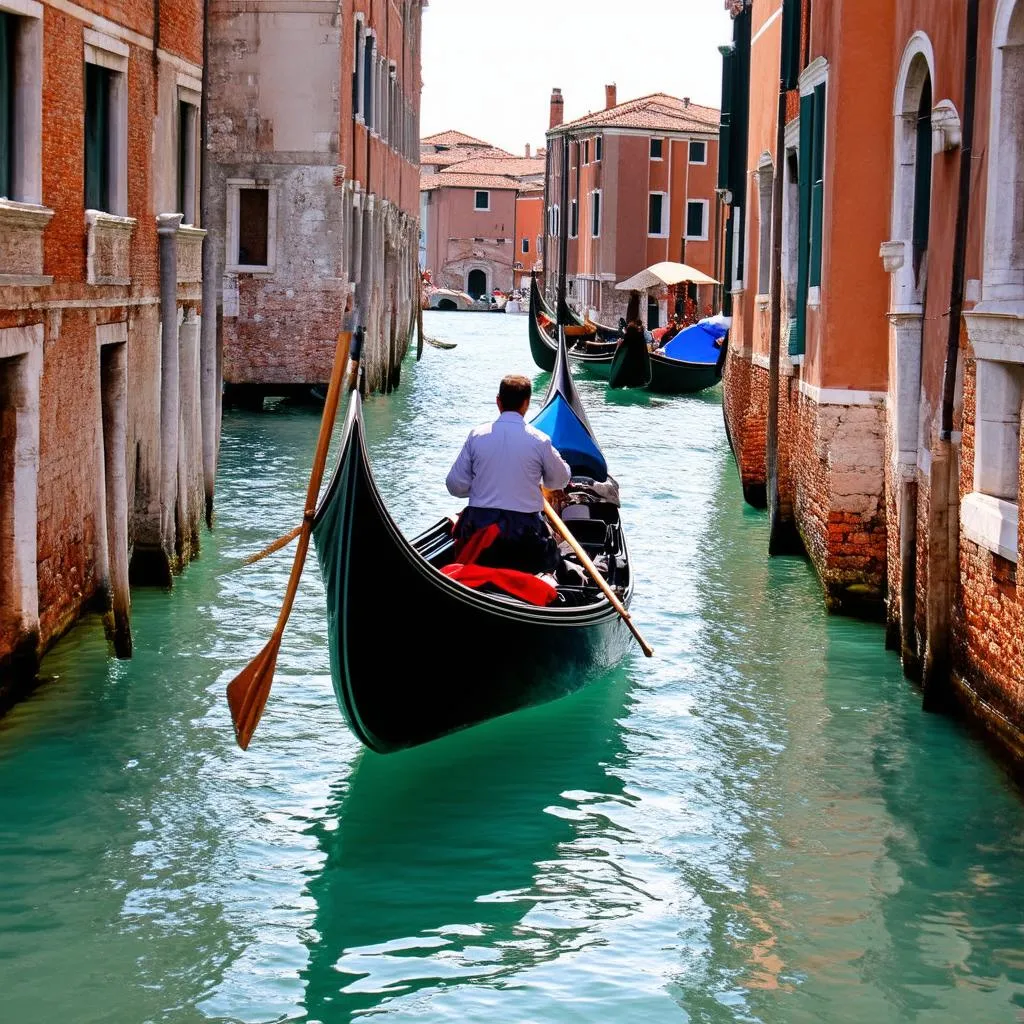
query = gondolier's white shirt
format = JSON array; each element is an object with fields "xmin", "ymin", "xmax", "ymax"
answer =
[{"xmin": 446, "ymin": 411, "xmax": 571, "ymax": 513}]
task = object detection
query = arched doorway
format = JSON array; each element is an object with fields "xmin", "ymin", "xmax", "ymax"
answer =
[
  {"xmin": 466, "ymin": 269, "xmax": 487, "ymax": 300},
  {"xmin": 886, "ymin": 36, "xmax": 935, "ymax": 676}
]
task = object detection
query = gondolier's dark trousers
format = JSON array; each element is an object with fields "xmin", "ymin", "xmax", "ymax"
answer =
[{"xmin": 454, "ymin": 506, "xmax": 559, "ymax": 575}]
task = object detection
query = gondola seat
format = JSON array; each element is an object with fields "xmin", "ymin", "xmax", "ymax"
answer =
[{"xmin": 564, "ymin": 517, "xmax": 612, "ymax": 555}]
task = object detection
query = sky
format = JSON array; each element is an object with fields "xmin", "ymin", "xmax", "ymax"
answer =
[{"xmin": 420, "ymin": 0, "xmax": 734, "ymax": 156}]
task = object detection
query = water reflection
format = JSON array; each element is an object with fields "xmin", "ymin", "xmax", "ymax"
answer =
[{"xmin": 300, "ymin": 671, "xmax": 632, "ymax": 1019}]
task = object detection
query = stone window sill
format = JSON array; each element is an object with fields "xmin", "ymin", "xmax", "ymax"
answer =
[
  {"xmin": 0, "ymin": 199, "xmax": 54, "ymax": 278},
  {"xmin": 963, "ymin": 301, "xmax": 1024, "ymax": 365},
  {"xmin": 86, "ymin": 210, "xmax": 136, "ymax": 286},
  {"xmin": 961, "ymin": 492, "xmax": 1019, "ymax": 564}
]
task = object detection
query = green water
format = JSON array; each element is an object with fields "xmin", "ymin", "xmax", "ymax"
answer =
[{"xmin": 2, "ymin": 312, "xmax": 1023, "ymax": 1023}]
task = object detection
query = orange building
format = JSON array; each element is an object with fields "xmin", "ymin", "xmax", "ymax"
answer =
[
  {"xmin": 544, "ymin": 85, "xmax": 721, "ymax": 326},
  {"xmin": 419, "ymin": 134, "xmax": 545, "ymax": 298},
  {"xmin": 721, "ymin": 0, "xmax": 1024, "ymax": 764}
]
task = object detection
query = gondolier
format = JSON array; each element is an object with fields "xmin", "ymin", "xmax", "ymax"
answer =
[{"xmin": 446, "ymin": 374, "xmax": 571, "ymax": 573}]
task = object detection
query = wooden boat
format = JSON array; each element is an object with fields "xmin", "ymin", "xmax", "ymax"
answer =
[
  {"xmin": 609, "ymin": 319, "xmax": 727, "ymax": 395},
  {"xmin": 312, "ymin": 328, "xmax": 634, "ymax": 753},
  {"xmin": 528, "ymin": 277, "xmax": 617, "ymax": 376}
]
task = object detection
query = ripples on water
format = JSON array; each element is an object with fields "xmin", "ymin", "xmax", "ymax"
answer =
[{"xmin": 1, "ymin": 311, "xmax": 1024, "ymax": 1023}]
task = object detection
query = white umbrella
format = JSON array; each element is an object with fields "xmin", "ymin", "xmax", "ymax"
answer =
[{"xmin": 614, "ymin": 261, "xmax": 719, "ymax": 291}]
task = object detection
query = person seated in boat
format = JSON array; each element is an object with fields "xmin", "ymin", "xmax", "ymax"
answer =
[
  {"xmin": 659, "ymin": 316, "xmax": 681, "ymax": 348},
  {"xmin": 445, "ymin": 374, "xmax": 571, "ymax": 574}
]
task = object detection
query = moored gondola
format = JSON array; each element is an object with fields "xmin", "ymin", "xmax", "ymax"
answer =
[
  {"xmin": 529, "ymin": 275, "xmax": 618, "ymax": 376},
  {"xmin": 609, "ymin": 316, "xmax": 728, "ymax": 395},
  {"xmin": 311, "ymin": 328, "xmax": 635, "ymax": 753}
]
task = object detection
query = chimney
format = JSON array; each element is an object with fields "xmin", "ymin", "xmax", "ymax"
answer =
[
  {"xmin": 525, "ymin": 143, "xmax": 531, "ymax": 158},
  {"xmin": 549, "ymin": 87, "xmax": 564, "ymax": 129},
  {"xmin": 683, "ymin": 96, "xmax": 690, "ymax": 107},
  {"xmin": 605, "ymin": 83, "xmax": 617, "ymax": 109}
]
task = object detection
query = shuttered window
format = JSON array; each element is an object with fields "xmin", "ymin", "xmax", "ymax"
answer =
[
  {"xmin": 781, "ymin": 0, "xmax": 802, "ymax": 91},
  {"xmin": 595, "ymin": 135, "xmax": 602, "ymax": 161},
  {"xmin": 791, "ymin": 92, "xmax": 814, "ymax": 356},
  {"xmin": 0, "ymin": 13, "xmax": 14, "ymax": 199},
  {"xmin": 591, "ymin": 190, "xmax": 601, "ymax": 237},
  {"xmin": 85, "ymin": 62, "xmax": 112, "ymax": 212},
  {"xmin": 808, "ymin": 82, "xmax": 826, "ymax": 288},
  {"xmin": 689, "ymin": 140, "xmax": 706, "ymax": 164},
  {"xmin": 570, "ymin": 198, "xmax": 578, "ymax": 238},
  {"xmin": 686, "ymin": 200, "xmax": 706, "ymax": 239}
]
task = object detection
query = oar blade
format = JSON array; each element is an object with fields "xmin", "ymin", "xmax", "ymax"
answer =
[{"xmin": 226, "ymin": 636, "xmax": 282, "ymax": 750}]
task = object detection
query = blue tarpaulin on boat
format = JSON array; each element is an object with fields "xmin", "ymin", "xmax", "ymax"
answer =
[
  {"xmin": 531, "ymin": 393, "xmax": 608, "ymax": 482},
  {"xmin": 662, "ymin": 317, "xmax": 730, "ymax": 364}
]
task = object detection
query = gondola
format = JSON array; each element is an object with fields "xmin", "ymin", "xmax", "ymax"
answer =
[
  {"xmin": 528, "ymin": 276, "xmax": 618, "ymax": 376},
  {"xmin": 609, "ymin": 316, "xmax": 728, "ymax": 395},
  {"xmin": 312, "ymin": 328, "xmax": 634, "ymax": 753}
]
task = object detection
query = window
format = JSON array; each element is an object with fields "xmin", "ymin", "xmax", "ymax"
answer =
[
  {"xmin": 83, "ymin": 31, "xmax": 128, "ymax": 215},
  {"xmin": 474, "ymin": 190, "xmax": 490, "ymax": 211},
  {"xmin": 591, "ymin": 189, "xmax": 601, "ymax": 238},
  {"xmin": 648, "ymin": 192, "xmax": 667, "ymax": 236},
  {"xmin": 363, "ymin": 32, "xmax": 375, "ymax": 129},
  {"xmin": 595, "ymin": 135, "xmax": 602, "ymax": 161},
  {"xmin": 522, "ymin": 237, "xmax": 529, "ymax": 254},
  {"xmin": 582, "ymin": 140, "xmax": 590, "ymax": 164},
  {"xmin": 238, "ymin": 189, "xmax": 268, "ymax": 266},
  {"xmin": 227, "ymin": 180, "xmax": 276, "ymax": 272},
  {"xmin": 689, "ymin": 140, "xmax": 707, "ymax": 164},
  {"xmin": 177, "ymin": 99, "xmax": 198, "ymax": 224},
  {"xmin": 352, "ymin": 17, "xmax": 363, "ymax": 118},
  {"xmin": 570, "ymin": 198, "xmax": 578, "ymax": 238},
  {"xmin": 686, "ymin": 199, "xmax": 708, "ymax": 240},
  {"xmin": 650, "ymin": 138, "xmax": 663, "ymax": 160},
  {"xmin": 0, "ymin": 7, "xmax": 41, "ymax": 204},
  {"xmin": 84, "ymin": 63, "xmax": 113, "ymax": 211}
]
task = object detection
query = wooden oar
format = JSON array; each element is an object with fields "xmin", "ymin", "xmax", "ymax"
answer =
[
  {"xmin": 543, "ymin": 497, "xmax": 654, "ymax": 658},
  {"xmin": 226, "ymin": 324, "xmax": 363, "ymax": 750}
]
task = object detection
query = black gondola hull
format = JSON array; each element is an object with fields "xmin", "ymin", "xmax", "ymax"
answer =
[
  {"xmin": 647, "ymin": 352, "xmax": 722, "ymax": 394},
  {"xmin": 528, "ymin": 278, "xmax": 616, "ymax": 376},
  {"xmin": 313, "ymin": 408, "xmax": 632, "ymax": 753}
]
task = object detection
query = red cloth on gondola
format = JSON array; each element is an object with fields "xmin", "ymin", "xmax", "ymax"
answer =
[{"xmin": 444, "ymin": 523, "xmax": 558, "ymax": 606}]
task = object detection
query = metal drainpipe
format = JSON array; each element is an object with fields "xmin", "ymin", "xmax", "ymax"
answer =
[{"xmin": 939, "ymin": 0, "xmax": 980, "ymax": 440}]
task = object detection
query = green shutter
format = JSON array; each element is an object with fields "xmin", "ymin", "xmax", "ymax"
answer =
[
  {"xmin": 781, "ymin": 0, "xmax": 802, "ymax": 91},
  {"xmin": 0, "ymin": 13, "xmax": 13, "ymax": 200},
  {"xmin": 85, "ymin": 64, "xmax": 109, "ymax": 212},
  {"xmin": 809, "ymin": 82, "xmax": 826, "ymax": 289},
  {"xmin": 791, "ymin": 92, "xmax": 814, "ymax": 357},
  {"xmin": 718, "ymin": 48, "xmax": 733, "ymax": 191}
]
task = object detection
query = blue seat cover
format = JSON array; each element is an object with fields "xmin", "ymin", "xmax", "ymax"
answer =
[
  {"xmin": 530, "ymin": 393, "xmax": 608, "ymax": 481},
  {"xmin": 662, "ymin": 319, "xmax": 728, "ymax": 364}
]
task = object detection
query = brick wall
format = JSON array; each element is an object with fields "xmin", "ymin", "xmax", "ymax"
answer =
[
  {"xmin": 721, "ymin": 348, "xmax": 768, "ymax": 506},
  {"xmin": 792, "ymin": 394, "xmax": 887, "ymax": 616}
]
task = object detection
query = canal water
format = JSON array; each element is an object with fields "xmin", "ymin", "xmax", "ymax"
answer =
[{"xmin": 2, "ymin": 311, "xmax": 1024, "ymax": 1023}]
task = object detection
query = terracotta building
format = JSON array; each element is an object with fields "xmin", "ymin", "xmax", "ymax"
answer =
[
  {"xmin": 543, "ymin": 85, "xmax": 721, "ymax": 326},
  {"xmin": 720, "ymin": 0, "xmax": 1024, "ymax": 763},
  {"xmin": 419, "ymin": 136, "xmax": 545, "ymax": 299},
  {"xmin": 0, "ymin": 0, "xmax": 213, "ymax": 700},
  {"xmin": 208, "ymin": 0, "xmax": 425, "ymax": 401}
]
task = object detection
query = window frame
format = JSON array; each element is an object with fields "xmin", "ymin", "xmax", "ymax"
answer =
[
  {"xmin": 83, "ymin": 30, "xmax": 128, "ymax": 217},
  {"xmin": 474, "ymin": 189, "xmax": 490, "ymax": 212},
  {"xmin": 591, "ymin": 188, "xmax": 601, "ymax": 239},
  {"xmin": 688, "ymin": 139, "xmax": 707, "ymax": 165},
  {"xmin": 649, "ymin": 137, "xmax": 663, "ymax": 161},
  {"xmin": 570, "ymin": 197, "xmax": 578, "ymax": 238},
  {"xmin": 685, "ymin": 198, "xmax": 709, "ymax": 241},
  {"xmin": 595, "ymin": 134, "xmax": 602, "ymax": 162},
  {"xmin": 0, "ymin": 1, "xmax": 42, "ymax": 205},
  {"xmin": 521, "ymin": 236, "xmax": 529, "ymax": 254},
  {"xmin": 226, "ymin": 178, "xmax": 277, "ymax": 274}
]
